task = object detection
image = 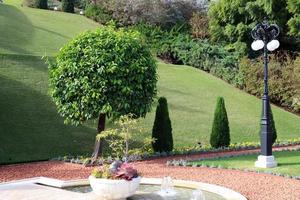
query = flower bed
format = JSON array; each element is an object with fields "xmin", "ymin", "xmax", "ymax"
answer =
[{"xmin": 53, "ymin": 138, "xmax": 300, "ymax": 165}]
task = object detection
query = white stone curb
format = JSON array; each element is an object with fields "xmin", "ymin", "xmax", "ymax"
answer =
[{"xmin": 0, "ymin": 177, "xmax": 247, "ymax": 200}]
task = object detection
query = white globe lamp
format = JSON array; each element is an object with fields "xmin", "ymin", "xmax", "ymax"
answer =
[
  {"xmin": 251, "ymin": 40, "xmax": 264, "ymax": 51},
  {"xmin": 267, "ymin": 39, "xmax": 280, "ymax": 51}
]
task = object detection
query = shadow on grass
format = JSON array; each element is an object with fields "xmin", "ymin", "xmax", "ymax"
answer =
[
  {"xmin": 0, "ymin": 53, "xmax": 51, "ymax": 72},
  {"xmin": 278, "ymin": 162, "xmax": 300, "ymax": 167},
  {"xmin": 169, "ymin": 103, "xmax": 206, "ymax": 114},
  {"xmin": 0, "ymin": 75, "xmax": 96, "ymax": 164},
  {"xmin": 33, "ymin": 26, "xmax": 71, "ymax": 40},
  {"xmin": 0, "ymin": 4, "xmax": 33, "ymax": 55}
]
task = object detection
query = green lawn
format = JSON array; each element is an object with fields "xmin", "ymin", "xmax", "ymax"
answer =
[
  {"xmin": 0, "ymin": 54, "xmax": 96, "ymax": 164},
  {"xmin": 188, "ymin": 150, "xmax": 300, "ymax": 176},
  {"xmin": 0, "ymin": 0, "xmax": 300, "ymax": 164},
  {"xmin": 0, "ymin": 0, "xmax": 99, "ymax": 56},
  {"xmin": 138, "ymin": 62, "xmax": 300, "ymax": 147}
]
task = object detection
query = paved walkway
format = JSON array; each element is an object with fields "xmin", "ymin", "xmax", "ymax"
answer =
[{"xmin": 1, "ymin": 145, "xmax": 300, "ymax": 200}]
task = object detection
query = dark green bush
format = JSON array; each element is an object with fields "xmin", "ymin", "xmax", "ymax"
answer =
[
  {"xmin": 74, "ymin": 0, "xmax": 87, "ymax": 9},
  {"xmin": 62, "ymin": 0, "xmax": 74, "ymax": 13},
  {"xmin": 36, "ymin": 0, "xmax": 47, "ymax": 9},
  {"xmin": 210, "ymin": 97, "xmax": 230, "ymax": 148},
  {"xmin": 152, "ymin": 97, "xmax": 173, "ymax": 152},
  {"xmin": 239, "ymin": 54, "xmax": 300, "ymax": 113},
  {"xmin": 24, "ymin": 0, "xmax": 47, "ymax": 9},
  {"xmin": 156, "ymin": 32, "xmax": 242, "ymax": 87},
  {"xmin": 129, "ymin": 22, "xmax": 243, "ymax": 88},
  {"xmin": 85, "ymin": 4, "xmax": 112, "ymax": 24},
  {"xmin": 269, "ymin": 104, "xmax": 277, "ymax": 145},
  {"xmin": 258, "ymin": 102, "xmax": 277, "ymax": 145}
]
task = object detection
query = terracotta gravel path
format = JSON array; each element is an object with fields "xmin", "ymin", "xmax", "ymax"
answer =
[{"xmin": 1, "ymin": 145, "xmax": 300, "ymax": 200}]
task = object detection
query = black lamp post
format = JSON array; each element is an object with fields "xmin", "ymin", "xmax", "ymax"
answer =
[{"xmin": 251, "ymin": 19, "xmax": 280, "ymax": 168}]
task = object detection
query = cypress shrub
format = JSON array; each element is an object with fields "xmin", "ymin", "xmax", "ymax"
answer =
[
  {"xmin": 210, "ymin": 97, "xmax": 230, "ymax": 148},
  {"xmin": 152, "ymin": 97, "xmax": 173, "ymax": 152},
  {"xmin": 269, "ymin": 104, "xmax": 277, "ymax": 145},
  {"xmin": 260, "ymin": 103, "xmax": 277, "ymax": 145},
  {"xmin": 62, "ymin": 0, "xmax": 74, "ymax": 13}
]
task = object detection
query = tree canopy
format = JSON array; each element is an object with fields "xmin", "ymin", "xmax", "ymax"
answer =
[
  {"xmin": 208, "ymin": 0, "xmax": 300, "ymax": 52},
  {"xmin": 48, "ymin": 27, "xmax": 157, "ymax": 125}
]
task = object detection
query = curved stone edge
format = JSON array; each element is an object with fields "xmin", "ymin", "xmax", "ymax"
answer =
[
  {"xmin": 141, "ymin": 178, "xmax": 247, "ymax": 200},
  {"xmin": 0, "ymin": 177, "xmax": 247, "ymax": 200}
]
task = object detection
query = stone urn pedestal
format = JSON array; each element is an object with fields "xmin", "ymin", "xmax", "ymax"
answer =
[{"xmin": 89, "ymin": 176, "xmax": 141, "ymax": 199}]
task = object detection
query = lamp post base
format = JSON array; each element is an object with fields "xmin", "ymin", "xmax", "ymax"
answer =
[{"xmin": 255, "ymin": 155, "xmax": 277, "ymax": 168}]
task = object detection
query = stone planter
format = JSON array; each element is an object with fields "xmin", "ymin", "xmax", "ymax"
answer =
[{"xmin": 89, "ymin": 176, "xmax": 141, "ymax": 199}]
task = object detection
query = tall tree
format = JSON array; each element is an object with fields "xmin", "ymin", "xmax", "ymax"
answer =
[{"xmin": 48, "ymin": 27, "xmax": 157, "ymax": 161}]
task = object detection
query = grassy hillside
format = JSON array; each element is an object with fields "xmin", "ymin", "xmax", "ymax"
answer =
[
  {"xmin": 142, "ymin": 62, "xmax": 300, "ymax": 146},
  {"xmin": 0, "ymin": 0, "xmax": 99, "ymax": 56},
  {"xmin": 0, "ymin": 54, "xmax": 96, "ymax": 164},
  {"xmin": 0, "ymin": 0, "xmax": 299, "ymax": 164},
  {"xmin": 0, "ymin": 0, "xmax": 99, "ymax": 164}
]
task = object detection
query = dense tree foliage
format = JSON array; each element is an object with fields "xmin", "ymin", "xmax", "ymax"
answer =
[
  {"xmin": 87, "ymin": 0, "xmax": 208, "ymax": 28},
  {"xmin": 287, "ymin": 0, "xmax": 300, "ymax": 37},
  {"xmin": 210, "ymin": 97, "xmax": 230, "ymax": 148},
  {"xmin": 208, "ymin": 0, "xmax": 300, "ymax": 52},
  {"xmin": 152, "ymin": 97, "xmax": 173, "ymax": 152}
]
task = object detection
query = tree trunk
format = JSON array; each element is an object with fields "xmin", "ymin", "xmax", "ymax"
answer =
[{"xmin": 91, "ymin": 113, "xmax": 106, "ymax": 163}]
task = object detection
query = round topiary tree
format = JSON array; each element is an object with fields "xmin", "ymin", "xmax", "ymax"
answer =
[
  {"xmin": 152, "ymin": 97, "xmax": 173, "ymax": 152},
  {"xmin": 48, "ymin": 27, "xmax": 157, "ymax": 160},
  {"xmin": 210, "ymin": 97, "xmax": 230, "ymax": 148},
  {"xmin": 62, "ymin": 0, "xmax": 74, "ymax": 13}
]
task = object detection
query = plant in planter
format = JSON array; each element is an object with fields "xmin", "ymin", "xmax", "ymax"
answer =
[
  {"xmin": 89, "ymin": 114, "xmax": 151, "ymax": 199},
  {"xmin": 97, "ymin": 114, "xmax": 153, "ymax": 162},
  {"xmin": 89, "ymin": 162, "xmax": 141, "ymax": 199}
]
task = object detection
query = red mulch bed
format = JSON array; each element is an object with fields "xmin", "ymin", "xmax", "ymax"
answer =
[{"xmin": 1, "ymin": 145, "xmax": 300, "ymax": 200}]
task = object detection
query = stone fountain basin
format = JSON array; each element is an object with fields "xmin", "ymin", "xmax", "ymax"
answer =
[{"xmin": 0, "ymin": 177, "xmax": 247, "ymax": 200}]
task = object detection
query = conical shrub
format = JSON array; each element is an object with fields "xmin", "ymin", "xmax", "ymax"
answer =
[
  {"xmin": 259, "ymin": 103, "xmax": 277, "ymax": 145},
  {"xmin": 269, "ymin": 104, "xmax": 277, "ymax": 145},
  {"xmin": 210, "ymin": 97, "xmax": 230, "ymax": 148},
  {"xmin": 152, "ymin": 97, "xmax": 173, "ymax": 152}
]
